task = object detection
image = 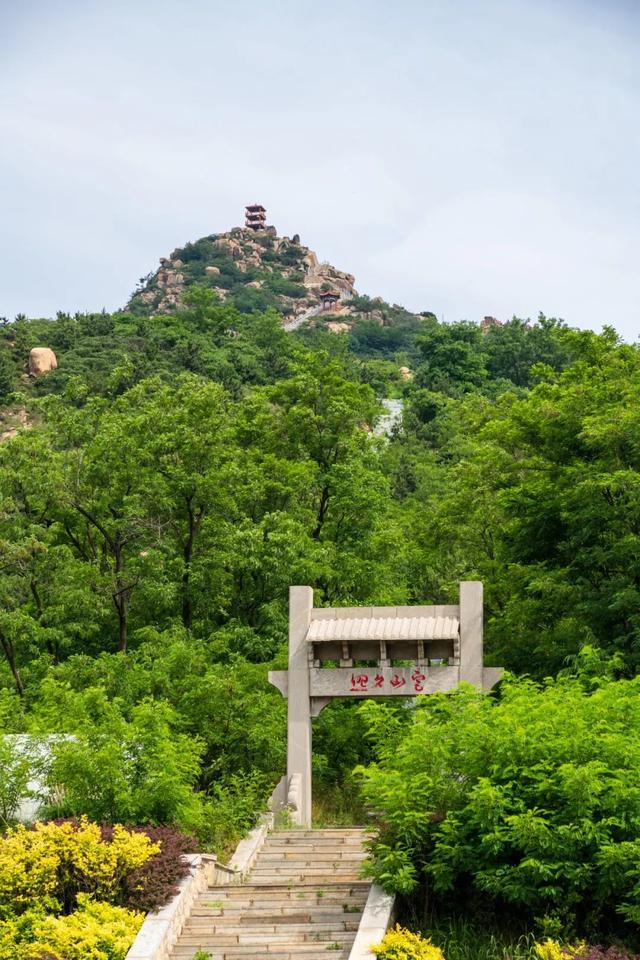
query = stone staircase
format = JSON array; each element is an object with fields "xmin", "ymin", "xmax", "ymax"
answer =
[{"xmin": 171, "ymin": 828, "xmax": 372, "ymax": 959}]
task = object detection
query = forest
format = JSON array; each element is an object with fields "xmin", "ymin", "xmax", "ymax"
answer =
[{"xmin": 1, "ymin": 289, "xmax": 640, "ymax": 958}]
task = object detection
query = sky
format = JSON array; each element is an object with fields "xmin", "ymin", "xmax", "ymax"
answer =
[{"xmin": 1, "ymin": 0, "xmax": 639, "ymax": 336}]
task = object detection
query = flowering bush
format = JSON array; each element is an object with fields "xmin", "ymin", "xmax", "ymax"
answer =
[{"xmin": 372, "ymin": 925, "xmax": 446, "ymax": 960}]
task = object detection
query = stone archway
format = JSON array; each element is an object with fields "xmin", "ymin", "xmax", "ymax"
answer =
[{"xmin": 269, "ymin": 582, "xmax": 503, "ymax": 826}]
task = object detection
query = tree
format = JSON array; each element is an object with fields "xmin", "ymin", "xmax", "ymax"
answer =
[
  {"xmin": 415, "ymin": 320, "xmax": 487, "ymax": 395},
  {"xmin": 399, "ymin": 340, "xmax": 640, "ymax": 675},
  {"xmin": 358, "ymin": 673, "xmax": 640, "ymax": 939},
  {"xmin": 0, "ymin": 431, "xmax": 106, "ymax": 691},
  {"xmin": 482, "ymin": 315, "xmax": 570, "ymax": 387},
  {"xmin": 105, "ymin": 376, "xmax": 235, "ymax": 631},
  {"xmin": 0, "ymin": 351, "xmax": 14, "ymax": 401}
]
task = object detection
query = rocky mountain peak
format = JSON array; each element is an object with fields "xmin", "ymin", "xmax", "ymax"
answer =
[{"xmin": 127, "ymin": 225, "xmax": 356, "ymax": 322}]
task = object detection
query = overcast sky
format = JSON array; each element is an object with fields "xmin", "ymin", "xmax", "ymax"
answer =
[{"xmin": 1, "ymin": 0, "xmax": 639, "ymax": 336}]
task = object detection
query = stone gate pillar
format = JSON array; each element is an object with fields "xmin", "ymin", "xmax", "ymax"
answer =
[
  {"xmin": 287, "ymin": 585, "xmax": 313, "ymax": 827},
  {"xmin": 268, "ymin": 580, "xmax": 501, "ymax": 829},
  {"xmin": 459, "ymin": 580, "xmax": 483, "ymax": 687}
]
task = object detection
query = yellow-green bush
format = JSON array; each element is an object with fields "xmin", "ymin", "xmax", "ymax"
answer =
[
  {"xmin": 372, "ymin": 925, "xmax": 446, "ymax": 960},
  {"xmin": 535, "ymin": 941, "xmax": 588, "ymax": 960},
  {"xmin": 0, "ymin": 818, "xmax": 158, "ymax": 917},
  {"xmin": 0, "ymin": 819, "xmax": 157, "ymax": 959},
  {"xmin": 26, "ymin": 895, "xmax": 143, "ymax": 960},
  {"xmin": 0, "ymin": 897, "xmax": 143, "ymax": 960}
]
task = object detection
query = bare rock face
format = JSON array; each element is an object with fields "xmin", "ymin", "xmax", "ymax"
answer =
[
  {"xmin": 29, "ymin": 348, "xmax": 58, "ymax": 377},
  {"xmin": 0, "ymin": 407, "xmax": 32, "ymax": 442},
  {"xmin": 214, "ymin": 238, "xmax": 242, "ymax": 259},
  {"xmin": 126, "ymin": 224, "xmax": 357, "ymax": 322}
]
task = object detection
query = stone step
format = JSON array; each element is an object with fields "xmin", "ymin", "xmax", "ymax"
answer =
[
  {"xmin": 250, "ymin": 869, "xmax": 364, "ymax": 880},
  {"xmin": 256, "ymin": 851, "xmax": 367, "ymax": 860},
  {"xmin": 169, "ymin": 829, "xmax": 370, "ymax": 960},
  {"xmin": 271, "ymin": 830, "xmax": 370, "ymax": 839},
  {"xmin": 185, "ymin": 915, "xmax": 362, "ymax": 930},
  {"xmin": 251, "ymin": 863, "xmax": 364, "ymax": 873},
  {"xmin": 171, "ymin": 939, "xmax": 356, "ymax": 958},
  {"xmin": 173, "ymin": 950, "xmax": 353, "ymax": 960},
  {"xmin": 251, "ymin": 864, "xmax": 366, "ymax": 873},
  {"xmin": 259, "ymin": 850, "xmax": 367, "ymax": 860},
  {"xmin": 180, "ymin": 921, "xmax": 360, "ymax": 940},
  {"xmin": 268, "ymin": 838, "xmax": 370, "ymax": 847},
  {"xmin": 194, "ymin": 895, "xmax": 368, "ymax": 913},
  {"xmin": 199, "ymin": 887, "xmax": 368, "ymax": 901},
  {"xmin": 266, "ymin": 833, "xmax": 371, "ymax": 842},
  {"xmin": 192, "ymin": 904, "xmax": 366, "ymax": 918},
  {"xmin": 250, "ymin": 864, "xmax": 365, "ymax": 875},
  {"xmin": 247, "ymin": 876, "xmax": 364, "ymax": 887},
  {"xmin": 248, "ymin": 877, "xmax": 363, "ymax": 887},
  {"xmin": 200, "ymin": 886, "xmax": 368, "ymax": 900}
]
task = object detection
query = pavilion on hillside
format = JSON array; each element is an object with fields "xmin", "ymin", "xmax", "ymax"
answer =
[{"xmin": 245, "ymin": 204, "xmax": 266, "ymax": 230}]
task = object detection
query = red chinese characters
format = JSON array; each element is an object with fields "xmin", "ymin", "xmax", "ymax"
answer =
[{"xmin": 347, "ymin": 670, "xmax": 428, "ymax": 693}]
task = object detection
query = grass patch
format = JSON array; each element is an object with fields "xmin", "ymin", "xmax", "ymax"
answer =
[
  {"xmin": 413, "ymin": 917, "xmax": 537, "ymax": 960},
  {"xmin": 312, "ymin": 781, "xmax": 367, "ymax": 827}
]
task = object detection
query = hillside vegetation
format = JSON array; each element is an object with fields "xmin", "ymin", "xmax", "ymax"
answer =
[{"xmin": 1, "ymin": 231, "xmax": 640, "ymax": 953}]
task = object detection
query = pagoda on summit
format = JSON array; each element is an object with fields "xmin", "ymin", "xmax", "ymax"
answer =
[{"xmin": 245, "ymin": 203, "xmax": 266, "ymax": 230}]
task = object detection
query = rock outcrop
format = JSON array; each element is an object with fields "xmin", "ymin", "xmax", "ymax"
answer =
[
  {"xmin": 125, "ymin": 218, "xmax": 429, "ymax": 337},
  {"xmin": 0, "ymin": 407, "xmax": 31, "ymax": 442},
  {"xmin": 126, "ymin": 226, "xmax": 357, "ymax": 323},
  {"xmin": 29, "ymin": 348, "xmax": 58, "ymax": 377}
]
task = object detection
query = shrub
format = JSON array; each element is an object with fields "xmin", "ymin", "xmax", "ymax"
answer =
[
  {"xmin": 44, "ymin": 700, "xmax": 204, "ymax": 831},
  {"xmin": 0, "ymin": 898, "xmax": 143, "ymax": 960},
  {"xmin": 536, "ymin": 944, "xmax": 639, "ymax": 960},
  {"xmin": 0, "ymin": 819, "xmax": 158, "ymax": 918},
  {"xmin": 536, "ymin": 943, "xmax": 587, "ymax": 960},
  {"xmin": 27, "ymin": 895, "xmax": 142, "ymax": 960},
  {"xmin": 0, "ymin": 820, "xmax": 193, "ymax": 959},
  {"xmin": 197, "ymin": 772, "xmax": 272, "ymax": 857},
  {"xmin": 110, "ymin": 825, "xmax": 195, "ymax": 913},
  {"xmin": 358, "ymin": 676, "xmax": 640, "ymax": 938},
  {"xmin": 372, "ymin": 925, "xmax": 446, "ymax": 960}
]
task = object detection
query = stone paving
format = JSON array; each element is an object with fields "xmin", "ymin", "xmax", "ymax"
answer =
[{"xmin": 170, "ymin": 828, "xmax": 372, "ymax": 959}]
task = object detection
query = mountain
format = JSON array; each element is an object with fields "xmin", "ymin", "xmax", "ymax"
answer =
[
  {"xmin": 0, "ymin": 215, "xmax": 439, "ymax": 406},
  {"xmin": 126, "ymin": 222, "xmax": 429, "ymax": 352},
  {"xmin": 127, "ymin": 226, "xmax": 357, "ymax": 323}
]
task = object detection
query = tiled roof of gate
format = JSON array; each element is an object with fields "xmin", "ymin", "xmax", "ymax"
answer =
[{"xmin": 307, "ymin": 615, "xmax": 459, "ymax": 642}]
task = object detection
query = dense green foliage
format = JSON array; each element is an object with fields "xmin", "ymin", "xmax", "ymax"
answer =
[
  {"xmin": 359, "ymin": 670, "xmax": 640, "ymax": 940},
  {"xmin": 2, "ymin": 277, "xmax": 640, "ymax": 950}
]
